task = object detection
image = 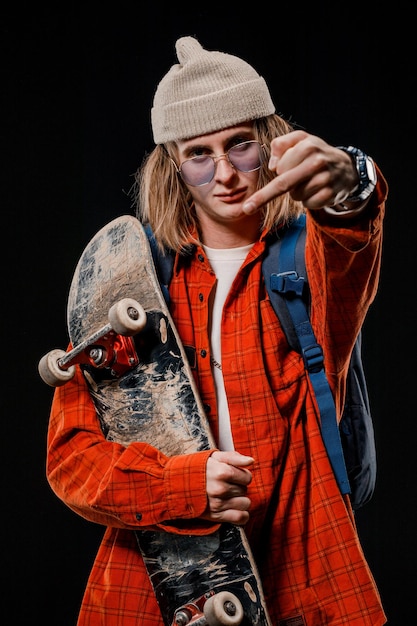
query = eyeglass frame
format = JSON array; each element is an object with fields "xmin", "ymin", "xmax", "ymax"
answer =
[{"xmin": 170, "ymin": 140, "xmax": 267, "ymax": 187}]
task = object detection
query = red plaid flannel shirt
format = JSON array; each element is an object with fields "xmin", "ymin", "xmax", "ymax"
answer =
[{"xmin": 46, "ymin": 169, "xmax": 388, "ymax": 625}]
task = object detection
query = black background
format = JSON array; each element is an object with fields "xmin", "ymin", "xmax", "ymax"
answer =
[{"xmin": 3, "ymin": 4, "xmax": 416, "ymax": 625}]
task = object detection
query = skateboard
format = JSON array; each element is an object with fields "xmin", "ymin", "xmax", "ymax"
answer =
[{"xmin": 39, "ymin": 215, "xmax": 272, "ymax": 626}]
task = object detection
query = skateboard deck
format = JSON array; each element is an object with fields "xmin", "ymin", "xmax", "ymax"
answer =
[{"xmin": 39, "ymin": 215, "xmax": 272, "ymax": 626}]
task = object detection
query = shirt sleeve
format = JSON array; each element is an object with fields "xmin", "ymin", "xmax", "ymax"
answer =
[
  {"xmin": 46, "ymin": 362, "xmax": 218, "ymax": 535},
  {"xmin": 305, "ymin": 164, "xmax": 387, "ymax": 413}
]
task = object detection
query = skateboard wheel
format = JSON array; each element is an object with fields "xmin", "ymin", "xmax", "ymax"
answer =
[
  {"xmin": 203, "ymin": 591, "xmax": 244, "ymax": 626},
  {"xmin": 108, "ymin": 298, "xmax": 147, "ymax": 336},
  {"xmin": 38, "ymin": 349, "xmax": 76, "ymax": 387}
]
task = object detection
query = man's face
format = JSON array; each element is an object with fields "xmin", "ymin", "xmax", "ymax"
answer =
[{"xmin": 175, "ymin": 124, "xmax": 263, "ymax": 242}]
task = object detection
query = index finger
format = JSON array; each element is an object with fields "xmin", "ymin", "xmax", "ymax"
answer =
[{"xmin": 243, "ymin": 176, "xmax": 289, "ymax": 214}]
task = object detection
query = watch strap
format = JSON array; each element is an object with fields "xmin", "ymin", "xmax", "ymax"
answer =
[{"xmin": 338, "ymin": 146, "xmax": 376, "ymax": 203}]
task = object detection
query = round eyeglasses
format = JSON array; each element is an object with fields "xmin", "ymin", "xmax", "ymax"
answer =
[{"xmin": 173, "ymin": 140, "xmax": 266, "ymax": 187}]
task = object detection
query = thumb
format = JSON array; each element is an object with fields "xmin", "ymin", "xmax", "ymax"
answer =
[{"xmin": 211, "ymin": 450, "xmax": 254, "ymax": 468}]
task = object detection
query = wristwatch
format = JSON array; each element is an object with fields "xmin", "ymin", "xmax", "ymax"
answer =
[{"xmin": 338, "ymin": 146, "xmax": 377, "ymax": 203}]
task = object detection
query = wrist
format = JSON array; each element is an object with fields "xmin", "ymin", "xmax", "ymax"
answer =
[{"xmin": 324, "ymin": 200, "xmax": 368, "ymax": 217}]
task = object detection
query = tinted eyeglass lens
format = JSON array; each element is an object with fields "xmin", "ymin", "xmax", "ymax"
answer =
[
  {"xmin": 179, "ymin": 141, "xmax": 264, "ymax": 186},
  {"xmin": 228, "ymin": 141, "xmax": 263, "ymax": 172},
  {"xmin": 180, "ymin": 155, "xmax": 215, "ymax": 186}
]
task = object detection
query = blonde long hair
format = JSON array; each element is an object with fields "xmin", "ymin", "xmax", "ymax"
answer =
[{"xmin": 133, "ymin": 114, "xmax": 304, "ymax": 251}]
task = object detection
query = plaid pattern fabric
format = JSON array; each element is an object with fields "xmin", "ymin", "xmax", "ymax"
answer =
[{"xmin": 46, "ymin": 172, "xmax": 388, "ymax": 625}]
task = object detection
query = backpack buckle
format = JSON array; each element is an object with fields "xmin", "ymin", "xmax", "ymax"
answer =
[
  {"xmin": 270, "ymin": 271, "xmax": 306, "ymax": 297},
  {"xmin": 302, "ymin": 343, "xmax": 324, "ymax": 373}
]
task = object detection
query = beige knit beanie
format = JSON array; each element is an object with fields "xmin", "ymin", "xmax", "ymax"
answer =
[{"xmin": 151, "ymin": 37, "xmax": 276, "ymax": 144}]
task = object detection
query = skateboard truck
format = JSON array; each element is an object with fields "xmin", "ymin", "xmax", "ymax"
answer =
[
  {"xmin": 38, "ymin": 298, "xmax": 146, "ymax": 387},
  {"xmin": 172, "ymin": 591, "xmax": 244, "ymax": 626}
]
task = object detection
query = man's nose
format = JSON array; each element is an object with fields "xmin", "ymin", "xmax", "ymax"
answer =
[{"xmin": 213, "ymin": 154, "xmax": 235, "ymax": 178}]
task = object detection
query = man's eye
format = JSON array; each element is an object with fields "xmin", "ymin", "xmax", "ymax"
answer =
[
  {"xmin": 230, "ymin": 138, "xmax": 250, "ymax": 148},
  {"xmin": 188, "ymin": 147, "xmax": 207, "ymax": 158}
]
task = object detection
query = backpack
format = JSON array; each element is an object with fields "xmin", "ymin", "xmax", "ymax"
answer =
[
  {"xmin": 262, "ymin": 214, "xmax": 377, "ymax": 510},
  {"xmin": 145, "ymin": 216, "xmax": 377, "ymax": 510}
]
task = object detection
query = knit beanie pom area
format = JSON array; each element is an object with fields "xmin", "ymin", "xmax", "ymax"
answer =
[{"xmin": 151, "ymin": 36, "xmax": 275, "ymax": 144}]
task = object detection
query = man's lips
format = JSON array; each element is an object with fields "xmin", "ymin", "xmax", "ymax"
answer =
[{"xmin": 215, "ymin": 188, "xmax": 247, "ymax": 203}]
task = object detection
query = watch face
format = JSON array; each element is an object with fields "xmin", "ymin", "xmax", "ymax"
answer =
[{"xmin": 365, "ymin": 155, "xmax": 377, "ymax": 185}]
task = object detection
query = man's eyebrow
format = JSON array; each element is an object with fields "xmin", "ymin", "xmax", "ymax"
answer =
[
  {"xmin": 182, "ymin": 132, "xmax": 254, "ymax": 155},
  {"xmin": 182, "ymin": 142, "xmax": 208, "ymax": 155}
]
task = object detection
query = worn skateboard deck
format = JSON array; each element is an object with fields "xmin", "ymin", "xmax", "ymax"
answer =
[{"xmin": 40, "ymin": 215, "xmax": 272, "ymax": 626}]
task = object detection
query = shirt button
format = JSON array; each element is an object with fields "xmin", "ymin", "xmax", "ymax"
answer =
[
  {"xmin": 200, "ymin": 349, "xmax": 207, "ymax": 358},
  {"xmin": 135, "ymin": 513, "xmax": 142, "ymax": 521},
  {"xmin": 198, "ymin": 254, "xmax": 204, "ymax": 262},
  {"xmin": 198, "ymin": 293, "xmax": 204, "ymax": 302}
]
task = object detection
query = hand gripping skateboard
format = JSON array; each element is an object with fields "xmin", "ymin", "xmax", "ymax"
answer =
[{"xmin": 39, "ymin": 215, "xmax": 272, "ymax": 626}]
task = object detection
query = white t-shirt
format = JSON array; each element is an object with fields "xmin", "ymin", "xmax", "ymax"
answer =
[{"xmin": 203, "ymin": 243, "xmax": 253, "ymax": 450}]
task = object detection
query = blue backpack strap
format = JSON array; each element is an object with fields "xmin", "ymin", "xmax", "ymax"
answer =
[
  {"xmin": 144, "ymin": 224, "xmax": 174, "ymax": 305},
  {"xmin": 263, "ymin": 214, "xmax": 351, "ymax": 496}
]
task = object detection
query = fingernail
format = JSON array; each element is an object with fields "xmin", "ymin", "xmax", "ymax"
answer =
[{"xmin": 242, "ymin": 201, "xmax": 256, "ymax": 214}]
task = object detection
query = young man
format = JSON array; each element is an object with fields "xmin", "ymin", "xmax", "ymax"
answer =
[{"xmin": 46, "ymin": 36, "xmax": 388, "ymax": 625}]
